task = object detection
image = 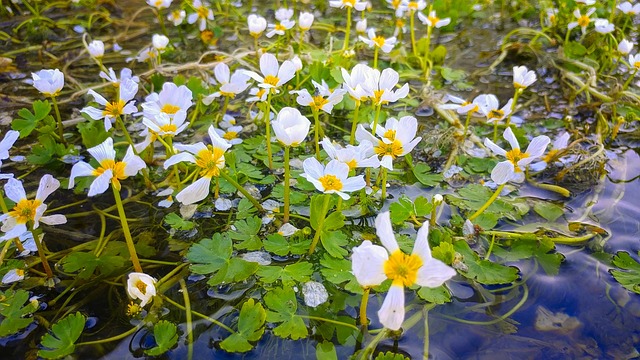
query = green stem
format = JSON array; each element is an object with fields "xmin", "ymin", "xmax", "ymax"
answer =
[
  {"xmin": 410, "ymin": 11, "xmax": 418, "ymax": 57},
  {"xmin": 492, "ymin": 121, "xmax": 498, "ymax": 143},
  {"xmin": 372, "ymin": 104, "xmax": 381, "ymax": 136},
  {"xmin": 342, "ymin": 7, "xmax": 352, "ymax": 51},
  {"xmin": 298, "ymin": 315, "xmax": 359, "ymax": 331},
  {"xmin": 373, "ymin": 46, "xmax": 379, "ymax": 69},
  {"xmin": 77, "ymin": 324, "xmax": 142, "ymax": 346},
  {"xmin": 112, "ymin": 186, "xmax": 143, "ymax": 273},
  {"xmin": 308, "ymin": 194, "xmax": 331, "ymax": 255},
  {"xmin": 219, "ymin": 171, "xmax": 265, "ymax": 212},
  {"xmin": 360, "ymin": 287, "xmax": 370, "ymax": 328},
  {"xmin": 218, "ymin": 96, "xmax": 230, "ymax": 126},
  {"xmin": 462, "ymin": 111, "xmax": 472, "ymax": 139},
  {"xmin": 283, "ymin": 146, "xmax": 291, "ymax": 223},
  {"xmin": 50, "ymin": 96, "xmax": 66, "ymax": 145},
  {"xmin": 313, "ymin": 109, "xmax": 321, "ymax": 159},
  {"xmin": 31, "ymin": 228, "xmax": 54, "ymax": 279},
  {"xmin": 468, "ymin": 183, "xmax": 505, "ymax": 221},
  {"xmin": 481, "ymin": 230, "xmax": 597, "ymax": 244},
  {"xmin": 179, "ymin": 279, "xmax": 194, "ymax": 360},
  {"xmin": 264, "ymin": 93, "xmax": 274, "ymax": 169},
  {"xmin": 505, "ymin": 90, "xmax": 520, "ymax": 128},
  {"xmin": 350, "ymin": 101, "xmax": 360, "ymax": 145},
  {"xmin": 157, "ymin": 8, "xmax": 167, "ymax": 36},
  {"xmin": 380, "ymin": 168, "xmax": 387, "ymax": 200},
  {"xmin": 485, "ymin": 234, "xmax": 496, "ymax": 259},
  {"xmin": 423, "ymin": 25, "xmax": 433, "ymax": 77},
  {"xmin": 623, "ymin": 68, "xmax": 638, "ymax": 90},
  {"xmin": 0, "ymin": 240, "xmax": 12, "ymax": 267}
]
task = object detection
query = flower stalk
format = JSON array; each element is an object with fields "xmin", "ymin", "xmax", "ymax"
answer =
[
  {"xmin": 308, "ymin": 194, "xmax": 331, "ymax": 255},
  {"xmin": 283, "ymin": 146, "xmax": 291, "ymax": 222},
  {"xmin": 112, "ymin": 185, "xmax": 143, "ymax": 273},
  {"xmin": 468, "ymin": 183, "xmax": 505, "ymax": 221}
]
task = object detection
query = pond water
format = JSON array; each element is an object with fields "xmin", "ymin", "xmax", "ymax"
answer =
[{"xmin": 1, "ymin": 0, "xmax": 640, "ymax": 359}]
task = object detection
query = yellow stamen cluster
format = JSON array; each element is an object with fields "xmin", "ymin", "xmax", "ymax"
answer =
[
  {"xmin": 505, "ymin": 148, "xmax": 529, "ymax": 172},
  {"xmin": 383, "ymin": 129, "xmax": 396, "ymax": 141},
  {"xmin": 375, "ymin": 139, "xmax": 404, "ymax": 158},
  {"xmin": 487, "ymin": 109, "xmax": 504, "ymax": 120},
  {"xmin": 9, "ymin": 199, "xmax": 42, "ymax": 224},
  {"xmin": 427, "ymin": 16, "xmax": 440, "ymax": 26},
  {"xmin": 318, "ymin": 174, "xmax": 343, "ymax": 191},
  {"xmin": 103, "ymin": 100, "xmax": 126, "ymax": 118},
  {"xmin": 577, "ymin": 15, "xmax": 590, "ymax": 28},
  {"xmin": 373, "ymin": 89, "xmax": 386, "ymax": 104},
  {"xmin": 223, "ymin": 131, "xmax": 238, "ymax": 140},
  {"xmin": 346, "ymin": 159, "xmax": 358, "ymax": 170},
  {"xmin": 197, "ymin": 6, "xmax": 209, "ymax": 19},
  {"xmin": 542, "ymin": 149, "xmax": 559, "ymax": 163},
  {"xmin": 196, "ymin": 147, "xmax": 226, "ymax": 178},
  {"xmin": 263, "ymin": 75, "xmax": 280, "ymax": 87},
  {"xmin": 384, "ymin": 250, "xmax": 423, "ymax": 287},
  {"xmin": 93, "ymin": 159, "xmax": 127, "ymax": 190},
  {"xmin": 275, "ymin": 24, "xmax": 286, "ymax": 32},
  {"xmin": 159, "ymin": 123, "xmax": 178, "ymax": 134},
  {"xmin": 311, "ymin": 95, "xmax": 329, "ymax": 111},
  {"xmin": 372, "ymin": 36, "xmax": 386, "ymax": 48},
  {"xmin": 161, "ymin": 103, "xmax": 181, "ymax": 114},
  {"xmin": 343, "ymin": 0, "xmax": 356, "ymax": 6}
]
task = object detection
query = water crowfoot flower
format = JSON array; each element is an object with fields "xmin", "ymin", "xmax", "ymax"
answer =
[
  {"xmin": 484, "ymin": 127, "xmax": 550, "ymax": 184},
  {"xmin": 513, "ymin": 66, "xmax": 537, "ymax": 90},
  {"xmin": 301, "ymin": 158, "xmax": 365, "ymax": 200},
  {"xmin": 530, "ymin": 132, "xmax": 570, "ymax": 172},
  {"xmin": 187, "ymin": 0, "xmax": 214, "ymax": 31},
  {"xmin": 32, "ymin": 69, "xmax": 66, "ymax": 143},
  {"xmin": 81, "ymin": 78, "xmax": 138, "ymax": 131},
  {"xmin": 127, "ymin": 272, "xmax": 157, "ymax": 307},
  {"xmin": 355, "ymin": 116, "xmax": 421, "ymax": 171},
  {"xmin": 568, "ymin": 8, "xmax": 596, "ymax": 35},
  {"xmin": 351, "ymin": 212, "xmax": 456, "ymax": 330}
]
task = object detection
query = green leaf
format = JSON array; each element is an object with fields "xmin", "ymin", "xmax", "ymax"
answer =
[
  {"xmin": 389, "ymin": 196, "xmax": 433, "ymax": 224},
  {"xmin": 77, "ymin": 120, "xmax": 109, "ymax": 148},
  {"xmin": 38, "ymin": 312, "xmax": 85, "ymax": 359},
  {"xmin": 264, "ymin": 287, "xmax": 308, "ymax": 340},
  {"xmin": 61, "ymin": 252, "xmax": 125, "ymax": 279},
  {"xmin": 453, "ymin": 241, "xmax": 518, "ymax": 285},
  {"xmin": 611, "ymin": 251, "xmax": 640, "ymax": 294},
  {"xmin": 374, "ymin": 351, "xmax": 410, "ymax": 360},
  {"xmin": 12, "ymin": 100, "xmax": 51, "ymax": 138},
  {"xmin": 257, "ymin": 262, "xmax": 313, "ymax": 285},
  {"xmin": 316, "ymin": 341, "xmax": 338, "ymax": 360},
  {"xmin": 271, "ymin": 185, "xmax": 308, "ymax": 205},
  {"xmin": 440, "ymin": 67, "xmax": 467, "ymax": 82},
  {"xmin": 164, "ymin": 213, "xmax": 195, "ymax": 231},
  {"xmin": 145, "ymin": 320, "xmax": 179, "ymax": 356},
  {"xmin": 431, "ymin": 242, "xmax": 455, "ymax": 265},
  {"xmin": 220, "ymin": 299, "xmax": 266, "ymax": 353},
  {"xmin": 186, "ymin": 234, "xmax": 258, "ymax": 285},
  {"xmin": 263, "ymin": 233, "xmax": 311, "ymax": 256},
  {"xmin": 236, "ymin": 198, "xmax": 258, "ymax": 219},
  {"xmin": 323, "ymin": 211, "xmax": 345, "ymax": 232},
  {"xmin": 229, "ymin": 216, "xmax": 263, "ymax": 250},
  {"xmin": 412, "ymin": 164, "xmax": 442, "ymax": 187},
  {"xmin": 533, "ymin": 202, "xmax": 564, "ymax": 222},
  {"xmin": 417, "ymin": 285, "xmax": 452, "ymax": 304},
  {"xmin": 310, "ymin": 194, "xmax": 330, "ymax": 231},
  {"xmin": 320, "ymin": 230, "xmax": 349, "ymax": 258},
  {"xmin": 27, "ymin": 134, "xmax": 69, "ymax": 165},
  {"xmin": 0, "ymin": 290, "xmax": 38, "ymax": 337},
  {"xmin": 320, "ymin": 255, "xmax": 361, "ymax": 293},
  {"xmin": 564, "ymin": 41, "xmax": 587, "ymax": 58}
]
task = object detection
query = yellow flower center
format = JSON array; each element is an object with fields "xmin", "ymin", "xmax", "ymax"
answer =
[
  {"xmin": 135, "ymin": 279, "xmax": 147, "ymax": 294},
  {"xmin": 93, "ymin": 159, "xmax": 128, "ymax": 190},
  {"xmin": 318, "ymin": 174, "xmax": 343, "ymax": 191},
  {"xmin": 201, "ymin": 30, "xmax": 215, "ymax": 43},
  {"xmin": 542, "ymin": 149, "xmax": 559, "ymax": 163},
  {"xmin": 9, "ymin": 199, "xmax": 42, "ymax": 224},
  {"xmin": 223, "ymin": 131, "xmax": 238, "ymax": 140},
  {"xmin": 197, "ymin": 6, "xmax": 209, "ymax": 19},
  {"xmin": 373, "ymin": 89, "xmax": 386, "ymax": 104},
  {"xmin": 634, "ymin": 61, "xmax": 640, "ymax": 69},
  {"xmin": 256, "ymin": 88, "xmax": 266, "ymax": 99},
  {"xmin": 391, "ymin": 0, "xmax": 401, "ymax": 8},
  {"xmin": 103, "ymin": 100, "xmax": 125, "ymax": 117},
  {"xmin": 428, "ymin": 16, "xmax": 439, "ymax": 26},
  {"xmin": 311, "ymin": 95, "xmax": 329, "ymax": 110},
  {"xmin": 384, "ymin": 250, "xmax": 423, "ymax": 287},
  {"xmin": 196, "ymin": 146, "xmax": 226, "ymax": 178},
  {"xmin": 505, "ymin": 148, "xmax": 529, "ymax": 172},
  {"xmin": 159, "ymin": 123, "xmax": 178, "ymax": 134},
  {"xmin": 275, "ymin": 23, "xmax": 286, "ymax": 31},
  {"xmin": 16, "ymin": 269, "xmax": 25, "ymax": 277},
  {"xmin": 487, "ymin": 109, "xmax": 504, "ymax": 120},
  {"xmin": 346, "ymin": 159, "xmax": 358, "ymax": 170},
  {"xmin": 383, "ymin": 129, "xmax": 396, "ymax": 141},
  {"xmin": 264, "ymin": 75, "xmax": 280, "ymax": 87},
  {"xmin": 514, "ymin": 81, "xmax": 526, "ymax": 89},
  {"xmin": 220, "ymin": 91, "xmax": 236, "ymax": 98},
  {"xmin": 375, "ymin": 139, "xmax": 404, "ymax": 158},
  {"xmin": 343, "ymin": 0, "xmax": 356, "ymax": 6},
  {"xmin": 171, "ymin": 10, "xmax": 181, "ymax": 19},
  {"xmin": 161, "ymin": 104, "xmax": 181, "ymax": 114},
  {"xmin": 577, "ymin": 15, "xmax": 590, "ymax": 28},
  {"xmin": 154, "ymin": 0, "xmax": 163, "ymax": 7},
  {"xmin": 372, "ymin": 36, "xmax": 386, "ymax": 48},
  {"xmin": 396, "ymin": 18, "xmax": 405, "ymax": 27},
  {"xmin": 408, "ymin": 2, "xmax": 419, "ymax": 10}
]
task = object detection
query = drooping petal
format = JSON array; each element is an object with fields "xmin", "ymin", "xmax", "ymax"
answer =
[
  {"xmin": 35, "ymin": 174, "xmax": 60, "ymax": 202},
  {"xmin": 484, "ymin": 138, "xmax": 507, "ymax": 157},
  {"xmin": 68, "ymin": 161, "xmax": 96, "ymax": 189},
  {"xmin": 378, "ymin": 284, "xmax": 405, "ymax": 331},
  {"xmin": 412, "ymin": 222, "xmax": 431, "ymax": 261},
  {"xmin": 375, "ymin": 211, "xmax": 399, "ymax": 253},
  {"xmin": 40, "ymin": 214, "xmax": 67, "ymax": 226},
  {"xmin": 490, "ymin": 161, "xmax": 515, "ymax": 185},
  {"xmin": 122, "ymin": 146, "xmax": 146, "ymax": 177},
  {"xmin": 415, "ymin": 258, "xmax": 457, "ymax": 287},
  {"xmin": 175, "ymin": 176, "xmax": 211, "ymax": 205},
  {"xmin": 164, "ymin": 152, "xmax": 197, "ymax": 169},
  {"xmin": 524, "ymin": 135, "xmax": 551, "ymax": 159},
  {"xmin": 87, "ymin": 169, "xmax": 113, "ymax": 196},
  {"xmin": 351, "ymin": 240, "xmax": 388, "ymax": 286},
  {"xmin": 341, "ymin": 176, "xmax": 366, "ymax": 192}
]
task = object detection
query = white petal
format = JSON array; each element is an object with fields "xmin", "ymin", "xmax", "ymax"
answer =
[
  {"xmin": 491, "ymin": 161, "xmax": 515, "ymax": 185},
  {"xmin": 375, "ymin": 211, "xmax": 399, "ymax": 253},
  {"xmin": 122, "ymin": 146, "xmax": 146, "ymax": 176},
  {"xmin": 351, "ymin": 240, "xmax": 388, "ymax": 286},
  {"xmin": 88, "ymin": 169, "xmax": 113, "ymax": 196},
  {"xmin": 484, "ymin": 138, "xmax": 507, "ymax": 157},
  {"xmin": 378, "ymin": 284, "xmax": 405, "ymax": 331},
  {"xmin": 88, "ymin": 138, "xmax": 116, "ymax": 163},
  {"xmin": 412, "ymin": 222, "xmax": 431, "ymax": 261},
  {"xmin": 415, "ymin": 258, "xmax": 457, "ymax": 287},
  {"xmin": 260, "ymin": 53, "xmax": 279, "ymax": 77},
  {"xmin": 4, "ymin": 178, "xmax": 26, "ymax": 203},
  {"xmin": 341, "ymin": 176, "xmax": 365, "ymax": 192},
  {"xmin": 524, "ymin": 135, "xmax": 550, "ymax": 159},
  {"xmin": 176, "ymin": 177, "xmax": 211, "ymax": 205},
  {"xmin": 40, "ymin": 214, "xmax": 67, "ymax": 225},
  {"xmin": 302, "ymin": 157, "xmax": 324, "ymax": 180},
  {"xmin": 503, "ymin": 127, "xmax": 519, "ymax": 150},
  {"xmin": 35, "ymin": 174, "xmax": 60, "ymax": 202},
  {"xmin": 69, "ymin": 161, "xmax": 95, "ymax": 189}
]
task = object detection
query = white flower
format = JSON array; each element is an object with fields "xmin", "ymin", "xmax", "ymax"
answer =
[
  {"xmin": 187, "ymin": 0, "xmax": 214, "ymax": 31},
  {"xmin": 203, "ymin": 63, "xmax": 250, "ymax": 104},
  {"xmin": 275, "ymin": 8, "xmax": 294, "ymax": 21},
  {"xmin": 329, "ymin": 0, "xmax": 367, "ymax": 11},
  {"xmin": 152, "ymin": 34, "xmax": 170, "ymax": 51},
  {"xmin": 351, "ymin": 212, "xmax": 456, "ymax": 330},
  {"xmin": 142, "ymin": 82, "xmax": 193, "ymax": 121},
  {"xmin": 69, "ymin": 138, "xmax": 146, "ymax": 196},
  {"xmin": 568, "ymin": 8, "xmax": 596, "ymax": 34},
  {"xmin": 290, "ymin": 80, "xmax": 346, "ymax": 114},
  {"xmin": 272, "ymin": 107, "xmax": 311, "ymax": 147},
  {"xmin": 439, "ymin": 94, "xmax": 479, "ymax": 114},
  {"xmin": 266, "ymin": 19, "xmax": 295, "ymax": 38},
  {"xmin": 87, "ymin": 40, "xmax": 105, "ymax": 59},
  {"xmin": 576, "ymin": 0, "xmax": 595, "ymax": 4},
  {"xmin": 617, "ymin": 1, "xmax": 640, "ymax": 15},
  {"xmin": 81, "ymin": 78, "xmax": 138, "ymax": 131},
  {"xmin": 405, "ymin": 0, "xmax": 427, "ymax": 12},
  {"xmin": 594, "ymin": 19, "xmax": 614, "ymax": 34},
  {"xmin": 530, "ymin": 132, "xmax": 571, "ymax": 171},
  {"xmin": 168, "ymin": 9, "xmax": 186, "ymax": 26},
  {"xmin": 418, "ymin": 10, "xmax": 451, "ymax": 28},
  {"xmin": 513, "ymin": 66, "xmax": 537, "ymax": 89},
  {"xmin": 126, "ymin": 272, "xmax": 157, "ymax": 307},
  {"xmin": 545, "ymin": 8, "xmax": 558, "ymax": 26},
  {"xmin": 359, "ymin": 29, "xmax": 397, "ymax": 53},
  {"xmin": 0, "ymin": 175, "xmax": 67, "ymax": 241},
  {"xmin": 301, "ymin": 158, "xmax": 365, "ymax": 200},
  {"xmin": 291, "ymin": 55, "xmax": 303, "ymax": 72},
  {"xmin": 473, "ymin": 94, "xmax": 513, "ymax": 124},
  {"xmin": 241, "ymin": 53, "xmax": 296, "ymax": 91},
  {"xmin": 0, "ymin": 130, "xmax": 19, "ymax": 170},
  {"xmin": 278, "ymin": 223, "xmax": 299, "ymax": 236},
  {"xmin": 164, "ymin": 126, "xmax": 231, "ymax": 204},
  {"xmin": 214, "ymin": 125, "xmax": 243, "ymax": 145},
  {"xmin": 629, "ymin": 54, "xmax": 640, "ymax": 70},
  {"xmin": 618, "ymin": 39, "xmax": 634, "ymax": 55},
  {"xmin": 142, "ymin": 112, "xmax": 188, "ymax": 138},
  {"xmin": 321, "ymin": 137, "xmax": 380, "ymax": 169},
  {"xmin": 356, "ymin": 18, "xmax": 367, "ymax": 34},
  {"xmin": 248, "ymin": 14, "xmax": 267, "ymax": 37},
  {"xmin": 146, "ymin": 0, "xmax": 172, "ymax": 9},
  {"xmin": 355, "ymin": 116, "xmax": 421, "ymax": 170},
  {"xmin": 246, "ymin": 87, "xmax": 268, "ymax": 102},
  {"xmin": 99, "ymin": 67, "xmax": 140, "ymax": 87},
  {"xmin": 2, "ymin": 269, "xmax": 25, "ymax": 284},
  {"xmin": 299, "ymin": 12, "xmax": 314, "ymax": 31},
  {"xmin": 366, "ymin": 68, "xmax": 409, "ymax": 105},
  {"xmin": 32, "ymin": 69, "xmax": 64, "ymax": 97},
  {"xmin": 341, "ymin": 64, "xmax": 376, "ymax": 103},
  {"xmin": 484, "ymin": 127, "xmax": 550, "ymax": 184}
]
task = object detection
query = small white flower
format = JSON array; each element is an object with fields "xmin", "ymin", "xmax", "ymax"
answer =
[
  {"xmin": 81, "ymin": 78, "xmax": 138, "ymax": 131},
  {"xmin": 168, "ymin": 9, "xmax": 186, "ymax": 26},
  {"xmin": 142, "ymin": 82, "xmax": 193, "ymax": 121},
  {"xmin": 99, "ymin": 68, "xmax": 140, "ymax": 87},
  {"xmin": 576, "ymin": 0, "xmax": 596, "ymax": 4},
  {"xmin": 291, "ymin": 55, "xmax": 303, "ymax": 72},
  {"xmin": 618, "ymin": 39, "xmax": 634, "ymax": 55},
  {"xmin": 266, "ymin": 19, "xmax": 295, "ymax": 38},
  {"xmin": 629, "ymin": 54, "xmax": 640, "ymax": 70},
  {"xmin": 568, "ymin": 8, "xmax": 596, "ymax": 34},
  {"xmin": 32, "ymin": 69, "xmax": 64, "ymax": 97},
  {"xmin": 351, "ymin": 212, "xmax": 456, "ymax": 330},
  {"xmin": 513, "ymin": 66, "xmax": 537, "ymax": 89},
  {"xmin": 329, "ymin": 0, "xmax": 367, "ymax": 11},
  {"xmin": 241, "ymin": 53, "xmax": 296, "ymax": 91},
  {"xmin": 278, "ymin": 223, "xmax": 299, "ymax": 236},
  {"xmin": 142, "ymin": 112, "xmax": 188, "ymax": 138},
  {"xmin": 69, "ymin": 138, "xmax": 146, "ymax": 196},
  {"xmin": 248, "ymin": 14, "xmax": 267, "ymax": 37},
  {"xmin": 0, "ymin": 175, "xmax": 67, "ymax": 241},
  {"xmin": 275, "ymin": 8, "xmax": 294, "ymax": 21},
  {"xmin": 187, "ymin": 0, "xmax": 214, "ymax": 31},
  {"xmin": 214, "ymin": 125, "xmax": 243, "ymax": 145},
  {"xmin": 439, "ymin": 94, "xmax": 479, "ymax": 114},
  {"xmin": 321, "ymin": 137, "xmax": 380, "ymax": 169},
  {"xmin": 366, "ymin": 67, "xmax": 409, "ymax": 105},
  {"xmin": 484, "ymin": 127, "xmax": 550, "ymax": 184},
  {"xmin": 272, "ymin": 107, "xmax": 311, "ymax": 147},
  {"xmin": 2, "ymin": 269, "xmax": 25, "ymax": 284},
  {"xmin": 356, "ymin": 18, "xmax": 367, "ymax": 34},
  {"xmin": 152, "ymin": 34, "xmax": 170, "ymax": 51},
  {"xmin": 406, "ymin": 0, "xmax": 427, "ymax": 12},
  {"xmin": 87, "ymin": 40, "xmax": 105, "ymax": 59},
  {"xmin": 246, "ymin": 87, "xmax": 268, "ymax": 102},
  {"xmin": 203, "ymin": 63, "xmax": 250, "ymax": 104},
  {"xmin": 301, "ymin": 158, "xmax": 365, "ymax": 200},
  {"xmin": 126, "ymin": 272, "xmax": 157, "ymax": 307},
  {"xmin": 545, "ymin": 8, "xmax": 558, "ymax": 26},
  {"xmin": 359, "ymin": 29, "xmax": 397, "ymax": 53},
  {"xmin": 356, "ymin": 116, "xmax": 421, "ymax": 170},
  {"xmin": 594, "ymin": 19, "xmax": 614, "ymax": 34},
  {"xmin": 473, "ymin": 94, "xmax": 513, "ymax": 124},
  {"xmin": 146, "ymin": 0, "xmax": 172, "ymax": 9},
  {"xmin": 341, "ymin": 64, "xmax": 376, "ymax": 103},
  {"xmin": 418, "ymin": 10, "xmax": 451, "ymax": 28},
  {"xmin": 299, "ymin": 12, "xmax": 314, "ymax": 31},
  {"xmin": 290, "ymin": 80, "xmax": 346, "ymax": 114},
  {"xmin": 530, "ymin": 132, "xmax": 570, "ymax": 171},
  {"xmin": 617, "ymin": 1, "xmax": 640, "ymax": 15}
]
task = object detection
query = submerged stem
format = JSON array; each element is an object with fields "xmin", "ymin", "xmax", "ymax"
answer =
[{"xmin": 219, "ymin": 171, "xmax": 264, "ymax": 212}]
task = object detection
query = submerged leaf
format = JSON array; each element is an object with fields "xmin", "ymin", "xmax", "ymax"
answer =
[{"xmin": 38, "ymin": 312, "xmax": 85, "ymax": 359}]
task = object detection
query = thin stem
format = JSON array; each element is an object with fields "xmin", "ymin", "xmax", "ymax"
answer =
[
  {"xmin": 264, "ymin": 93, "xmax": 274, "ymax": 169},
  {"xmin": 112, "ymin": 186, "xmax": 143, "ymax": 273},
  {"xmin": 313, "ymin": 109, "xmax": 321, "ymax": 159},
  {"xmin": 371, "ymin": 104, "xmax": 381, "ymax": 136},
  {"xmin": 423, "ymin": 25, "xmax": 433, "ymax": 77},
  {"xmin": 380, "ymin": 168, "xmax": 387, "ymax": 200},
  {"xmin": 77, "ymin": 324, "xmax": 142, "ymax": 346},
  {"xmin": 157, "ymin": 8, "xmax": 167, "ymax": 36},
  {"xmin": 462, "ymin": 111, "xmax": 472, "ymax": 139},
  {"xmin": 410, "ymin": 11, "xmax": 418, "ymax": 57},
  {"xmin": 31, "ymin": 228, "xmax": 54, "ymax": 279},
  {"xmin": 342, "ymin": 7, "xmax": 352, "ymax": 51},
  {"xmin": 485, "ymin": 234, "xmax": 496, "ymax": 259},
  {"xmin": 218, "ymin": 96, "xmax": 230, "ymax": 126},
  {"xmin": 373, "ymin": 46, "xmax": 379, "ymax": 69},
  {"xmin": 359, "ymin": 287, "xmax": 370, "ymax": 328},
  {"xmin": 283, "ymin": 146, "xmax": 291, "ymax": 223},
  {"xmin": 623, "ymin": 68, "xmax": 638, "ymax": 90},
  {"xmin": 308, "ymin": 194, "xmax": 331, "ymax": 255},
  {"xmin": 492, "ymin": 121, "xmax": 498, "ymax": 143},
  {"xmin": 350, "ymin": 101, "xmax": 360, "ymax": 145},
  {"xmin": 219, "ymin": 171, "xmax": 265, "ymax": 212},
  {"xmin": 254, "ymin": 36, "xmax": 260, "ymax": 61},
  {"xmin": 504, "ymin": 90, "xmax": 520, "ymax": 128},
  {"xmin": 162, "ymin": 295, "xmax": 235, "ymax": 333},
  {"xmin": 468, "ymin": 183, "xmax": 505, "ymax": 221},
  {"xmin": 0, "ymin": 240, "xmax": 12, "ymax": 267},
  {"xmin": 179, "ymin": 279, "xmax": 194, "ymax": 360},
  {"xmin": 50, "ymin": 96, "xmax": 66, "ymax": 145}
]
